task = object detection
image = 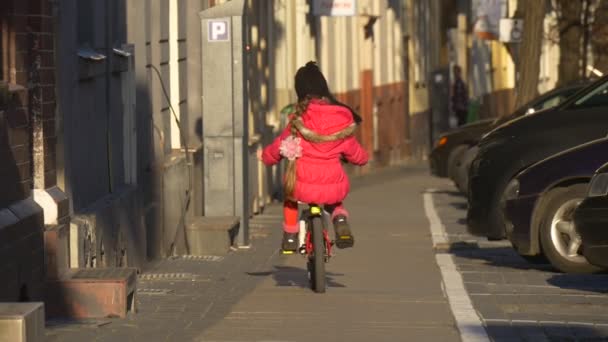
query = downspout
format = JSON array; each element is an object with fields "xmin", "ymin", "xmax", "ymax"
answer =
[{"xmin": 105, "ymin": 0, "xmax": 114, "ymax": 193}]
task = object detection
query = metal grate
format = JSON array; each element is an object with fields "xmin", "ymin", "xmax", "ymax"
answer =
[
  {"xmin": 177, "ymin": 255, "xmax": 224, "ymax": 262},
  {"xmin": 137, "ymin": 288, "xmax": 174, "ymax": 296},
  {"xmin": 139, "ymin": 273, "xmax": 196, "ymax": 281}
]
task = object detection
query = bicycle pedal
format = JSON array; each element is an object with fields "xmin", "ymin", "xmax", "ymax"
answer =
[{"xmin": 281, "ymin": 250, "xmax": 295, "ymax": 255}]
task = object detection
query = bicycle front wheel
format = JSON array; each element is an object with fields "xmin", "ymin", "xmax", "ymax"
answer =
[{"xmin": 310, "ymin": 216, "xmax": 326, "ymax": 293}]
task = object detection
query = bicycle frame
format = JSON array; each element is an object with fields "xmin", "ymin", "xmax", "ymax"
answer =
[{"xmin": 298, "ymin": 205, "xmax": 333, "ymax": 259}]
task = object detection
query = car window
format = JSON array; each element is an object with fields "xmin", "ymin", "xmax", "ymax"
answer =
[
  {"xmin": 572, "ymin": 80, "xmax": 608, "ymax": 109},
  {"xmin": 537, "ymin": 95, "xmax": 564, "ymax": 110}
]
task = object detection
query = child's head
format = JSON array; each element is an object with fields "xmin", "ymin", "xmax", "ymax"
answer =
[{"xmin": 295, "ymin": 61, "xmax": 331, "ymax": 101}]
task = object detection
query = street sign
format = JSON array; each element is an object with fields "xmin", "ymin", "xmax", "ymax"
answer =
[
  {"xmin": 313, "ymin": 0, "xmax": 357, "ymax": 16},
  {"xmin": 207, "ymin": 19, "xmax": 230, "ymax": 42},
  {"xmin": 472, "ymin": 0, "xmax": 507, "ymax": 40},
  {"xmin": 499, "ymin": 18, "xmax": 523, "ymax": 43}
]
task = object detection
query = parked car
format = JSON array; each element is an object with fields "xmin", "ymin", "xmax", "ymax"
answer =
[
  {"xmin": 455, "ymin": 83, "xmax": 589, "ymax": 194},
  {"xmin": 429, "ymin": 119, "xmax": 494, "ymax": 179},
  {"xmin": 504, "ymin": 138, "xmax": 608, "ymax": 273},
  {"xmin": 575, "ymin": 163, "xmax": 608, "ymax": 269},
  {"xmin": 467, "ymin": 75, "xmax": 608, "ymax": 241},
  {"xmin": 453, "ymin": 145, "xmax": 479, "ymax": 195},
  {"xmin": 429, "ymin": 82, "xmax": 588, "ymax": 189}
]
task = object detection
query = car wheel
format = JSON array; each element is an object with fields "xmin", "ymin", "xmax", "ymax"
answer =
[
  {"xmin": 447, "ymin": 145, "xmax": 468, "ymax": 186},
  {"xmin": 538, "ymin": 184, "xmax": 602, "ymax": 274}
]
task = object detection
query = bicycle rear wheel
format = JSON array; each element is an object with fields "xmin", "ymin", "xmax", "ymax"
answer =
[{"xmin": 310, "ymin": 216, "xmax": 326, "ymax": 293}]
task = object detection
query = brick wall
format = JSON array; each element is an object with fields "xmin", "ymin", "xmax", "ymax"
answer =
[
  {"xmin": 0, "ymin": 0, "xmax": 54, "ymax": 302},
  {"xmin": 0, "ymin": 0, "xmax": 57, "ymax": 207}
]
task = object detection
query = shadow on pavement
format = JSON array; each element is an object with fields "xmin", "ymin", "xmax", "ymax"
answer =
[
  {"xmin": 247, "ymin": 265, "xmax": 346, "ymax": 289},
  {"xmin": 450, "ymin": 202, "xmax": 468, "ymax": 210},
  {"xmin": 449, "ymin": 245, "xmax": 555, "ymax": 272},
  {"xmin": 480, "ymin": 321, "xmax": 608, "ymax": 341},
  {"xmin": 425, "ymin": 189, "xmax": 465, "ymax": 197},
  {"xmin": 546, "ymin": 274, "xmax": 608, "ymax": 294}
]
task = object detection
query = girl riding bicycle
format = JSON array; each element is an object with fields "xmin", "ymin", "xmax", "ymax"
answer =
[{"xmin": 260, "ymin": 62, "xmax": 369, "ymax": 252}]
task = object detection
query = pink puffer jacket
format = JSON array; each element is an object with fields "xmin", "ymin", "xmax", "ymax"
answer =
[{"xmin": 262, "ymin": 99, "xmax": 369, "ymax": 204}]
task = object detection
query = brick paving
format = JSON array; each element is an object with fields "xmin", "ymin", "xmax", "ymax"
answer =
[
  {"xmin": 46, "ymin": 166, "xmax": 461, "ymax": 342},
  {"xmin": 46, "ymin": 205, "xmax": 285, "ymax": 342},
  {"xmin": 432, "ymin": 182, "xmax": 608, "ymax": 341},
  {"xmin": 46, "ymin": 167, "xmax": 608, "ymax": 341}
]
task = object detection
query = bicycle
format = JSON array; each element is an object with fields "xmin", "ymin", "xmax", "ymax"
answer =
[{"xmin": 282, "ymin": 203, "xmax": 333, "ymax": 293}]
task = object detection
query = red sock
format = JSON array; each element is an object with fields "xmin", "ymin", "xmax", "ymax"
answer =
[{"xmin": 283, "ymin": 200, "xmax": 299, "ymax": 233}]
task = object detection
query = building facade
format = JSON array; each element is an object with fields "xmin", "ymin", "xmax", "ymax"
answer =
[{"xmin": 0, "ymin": 0, "xmax": 412, "ymax": 307}]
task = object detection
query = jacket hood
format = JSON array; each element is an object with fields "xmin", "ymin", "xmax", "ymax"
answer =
[{"xmin": 293, "ymin": 100, "xmax": 357, "ymax": 143}]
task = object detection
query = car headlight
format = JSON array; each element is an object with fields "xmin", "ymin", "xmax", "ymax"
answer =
[
  {"xmin": 588, "ymin": 173, "xmax": 608, "ymax": 197},
  {"xmin": 504, "ymin": 179, "xmax": 520, "ymax": 200}
]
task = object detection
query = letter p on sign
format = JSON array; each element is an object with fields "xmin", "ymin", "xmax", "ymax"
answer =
[{"xmin": 208, "ymin": 19, "xmax": 229, "ymax": 42}]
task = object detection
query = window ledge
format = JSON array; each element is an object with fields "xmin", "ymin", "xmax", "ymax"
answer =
[{"xmin": 7, "ymin": 84, "xmax": 26, "ymax": 93}]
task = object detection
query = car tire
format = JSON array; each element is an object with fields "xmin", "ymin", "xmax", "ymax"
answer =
[
  {"xmin": 447, "ymin": 145, "xmax": 468, "ymax": 187},
  {"xmin": 538, "ymin": 184, "xmax": 602, "ymax": 274}
]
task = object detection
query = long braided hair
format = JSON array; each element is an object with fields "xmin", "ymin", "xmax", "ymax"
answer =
[{"xmin": 284, "ymin": 95, "xmax": 314, "ymax": 198}]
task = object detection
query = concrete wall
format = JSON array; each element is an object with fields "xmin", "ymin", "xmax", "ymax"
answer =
[{"xmin": 53, "ymin": 0, "xmax": 201, "ymax": 265}]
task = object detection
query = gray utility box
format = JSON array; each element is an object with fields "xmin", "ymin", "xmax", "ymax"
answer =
[
  {"xmin": 0, "ymin": 303, "xmax": 45, "ymax": 342},
  {"xmin": 186, "ymin": 216, "xmax": 240, "ymax": 256},
  {"xmin": 200, "ymin": 0, "xmax": 250, "ymax": 247}
]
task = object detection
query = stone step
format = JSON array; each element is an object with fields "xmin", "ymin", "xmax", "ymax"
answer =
[
  {"xmin": 45, "ymin": 268, "xmax": 137, "ymax": 319},
  {"xmin": 0, "ymin": 302, "xmax": 45, "ymax": 342},
  {"xmin": 44, "ymin": 224, "xmax": 69, "ymax": 280},
  {"xmin": 186, "ymin": 216, "xmax": 240, "ymax": 256}
]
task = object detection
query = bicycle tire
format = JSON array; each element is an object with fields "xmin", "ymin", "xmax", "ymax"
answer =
[{"xmin": 310, "ymin": 216, "xmax": 326, "ymax": 293}]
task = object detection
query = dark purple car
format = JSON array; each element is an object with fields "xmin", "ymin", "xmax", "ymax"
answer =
[
  {"xmin": 504, "ymin": 138, "xmax": 608, "ymax": 273},
  {"xmin": 575, "ymin": 162, "xmax": 608, "ymax": 268}
]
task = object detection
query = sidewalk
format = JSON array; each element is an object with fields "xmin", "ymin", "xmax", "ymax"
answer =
[{"xmin": 48, "ymin": 165, "xmax": 461, "ymax": 341}]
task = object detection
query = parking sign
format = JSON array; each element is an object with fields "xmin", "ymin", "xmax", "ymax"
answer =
[{"xmin": 208, "ymin": 19, "xmax": 230, "ymax": 42}]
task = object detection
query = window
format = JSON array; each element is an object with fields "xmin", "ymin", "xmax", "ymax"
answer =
[
  {"xmin": 1, "ymin": 1, "xmax": 15, "ymax": 85},
  {"xmin": 1, "ymin": 13, "xmax": 7, "ymax": 82},
  {"xmin": 77, "ymin": 0, "xmax": 95, "ymax": 46},
  {"xmin": 573, "ymin": 80, "xmax": 608, "ymax": 109},
  {"xmin": 537, "ymin": 95, "xmax": 565, "ymax": 111}
]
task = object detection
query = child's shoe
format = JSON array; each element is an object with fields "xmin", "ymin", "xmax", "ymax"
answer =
[
  {"xmin": 333, "ymin": 215, "xmax": 354, "ymax": 249},
  {"xmin": 281, "ymin": 232, "xmax": 298, "ymax": 253}
]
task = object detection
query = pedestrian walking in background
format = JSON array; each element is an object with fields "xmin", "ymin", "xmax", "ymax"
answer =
[{"xmin": 451, "ymin": 65, "xmax": 469, "ymax": 126}]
